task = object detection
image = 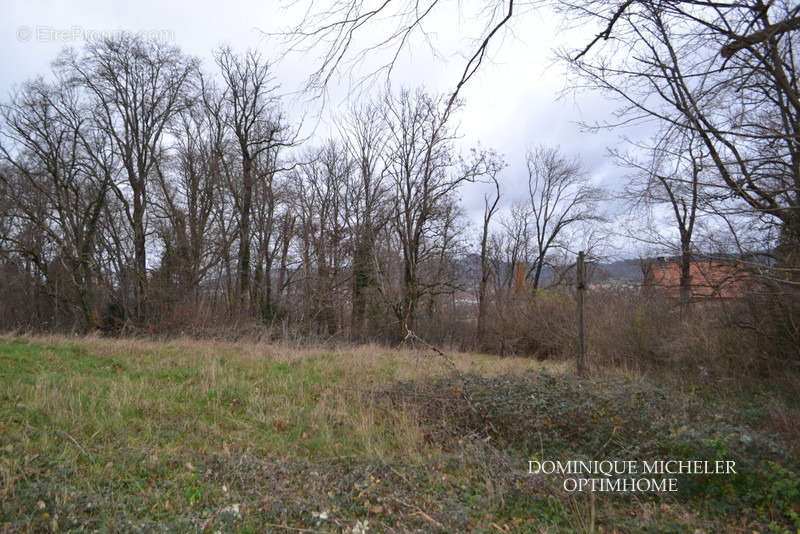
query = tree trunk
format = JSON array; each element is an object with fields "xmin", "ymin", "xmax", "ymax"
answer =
[
  {"xmin": 133, "ymin": 187, "xmax": 147, "ymax": 324},
  {"xmin": 238, "ymin": 157, "xmax": 253, "ymax": 311},
  {"xmin": 351, "ymin": 233, "xmax": 375, "ymax": 341},
  {"xmin": 679, "ymin": 244, "xmax": 692, "ymax": 320},
  {"xmin": 402, "ymin": 257, "xmax": 417, "ymax": 335}
]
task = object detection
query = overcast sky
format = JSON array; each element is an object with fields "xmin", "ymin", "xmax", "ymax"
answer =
[{"xmin": 0, "ymin": 0, "xmax": 656, "ymax": 259}]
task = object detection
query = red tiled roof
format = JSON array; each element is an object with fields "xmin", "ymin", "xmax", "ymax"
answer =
[{"xmin": 647, "ymin": 260, "xmax": 753, "ymax": 299}]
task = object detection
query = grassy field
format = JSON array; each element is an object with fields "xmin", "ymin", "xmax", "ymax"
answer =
[{"xmin": 1, "ymin": 335, "xmax": 798, "ymax": 533}]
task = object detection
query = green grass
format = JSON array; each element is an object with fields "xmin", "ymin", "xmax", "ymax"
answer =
[{"xmin": 0, "ymin": 335, "xmax": 798, "ymax": 532}]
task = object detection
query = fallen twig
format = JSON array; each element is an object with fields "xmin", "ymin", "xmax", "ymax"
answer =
[
  {"xmin": 390, "ymin": 496, "xmax": 444, "ymax": 530},
  {"xmin": 260, "ymin": 522, "xmax": 327, "ymax": 533},
  {"xmin": 53, "ymin": 429, "xmax": 93, "ymax": 461}
]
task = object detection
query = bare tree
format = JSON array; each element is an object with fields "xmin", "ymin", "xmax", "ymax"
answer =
[
  {"xmin": 58, "ymin": 33, "xmax": 196, "ymax": 323},
  {"xmin": 0, "ymin": 78, "xmax": 112, "ymax": 329},
  {"xmin": 495, "ymin": 202, "xmax": 533, "ymax": 291},
  {"xmin": 290, "ymin": 141, "xmax": 352, "ymax": 335},
  {"xmin": 477, "ymin": 159, "xmax": 503, "ymax": 346},
  {"xmin": 251, "ymin": 154, "xmax": 292, "ymax": 323},
  {"xmin": 381, "ymin": 89, "xmax": 486, "ymax": 335},
  {"xmin": 151, "ymin": 97, "xmax": 230, "ymax": 312},
  {"xmin": 526, "ymin": 146, "xmax": 603, "ymax": 290},
  {"xmin": 214, "ymin": 47, "xmax": 293, "ymax": 311},
  {"xmin": 618, "ymin": 126, "xmax": 708, "ymax": 316},
  {"xmin": 339, "ymin": 101, "xmax": 390, "ymax": 340}
]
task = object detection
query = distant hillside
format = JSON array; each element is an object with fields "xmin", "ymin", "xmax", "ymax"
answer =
[
  {"xmin": 455, "ymin": 255, "xmax": 646, "ymax": 290},
  {"xmin": 595, "ymin": 259, "xmax": 645, "ymax": 281}
]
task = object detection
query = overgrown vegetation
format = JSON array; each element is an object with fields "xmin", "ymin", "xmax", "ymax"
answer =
[{"xmin": 2, "ymin": 335, "xmax": 798, "ymax": 532}]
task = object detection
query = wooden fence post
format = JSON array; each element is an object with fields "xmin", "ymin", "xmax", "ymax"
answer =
[{"xmin": 577, "ymin": 250, "xmax": 586, "ymax": 377}]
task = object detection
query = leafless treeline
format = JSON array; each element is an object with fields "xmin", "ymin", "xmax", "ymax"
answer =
[
  {"xmin": 273, "ymin": 0, "xmax": 800, "ymax": 361},
  {"xmin": 0, "ymin": 34, "xmax": 603, "ymax": 343}
]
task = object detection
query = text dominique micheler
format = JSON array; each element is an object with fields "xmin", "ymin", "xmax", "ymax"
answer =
[{"xmin": 528, "ymin": 460, "xmax": 737, "ymax": 493}]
